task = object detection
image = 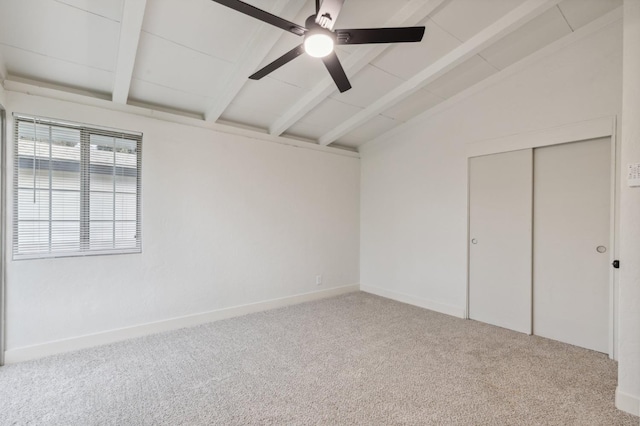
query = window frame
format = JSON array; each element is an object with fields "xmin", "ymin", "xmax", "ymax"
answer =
[{"xmin": 12, "ymin": 114, "xmax": 143, "ymax": 260}]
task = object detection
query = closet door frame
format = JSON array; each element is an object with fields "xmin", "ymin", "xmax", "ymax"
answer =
[
  {"xmin": 465, "ymin": 116, "xmax": 618, "ymax": 359},
  {"xmin": 0, "ymin": 105, "xmax": 4, "ymax": 366}
]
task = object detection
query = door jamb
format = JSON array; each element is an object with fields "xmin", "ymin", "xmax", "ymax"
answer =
[{"xmin": 0, "ymin": 106, "xmax": 5, "ymax": 366}]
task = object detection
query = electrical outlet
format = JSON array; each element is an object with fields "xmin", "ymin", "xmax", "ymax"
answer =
[{"xmin": 315, "ymin": 275, "xmax": 323, "ymax": 285}]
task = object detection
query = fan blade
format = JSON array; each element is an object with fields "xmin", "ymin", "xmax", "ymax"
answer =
[
  {"xmin": 249, "ymin": 44, "xmax": 305, "ymax": 80},
  {"xmin": 316, "ymin": 0, "xmax": 345, "ymax": 30},
  {"xmin": 321, "ymin": 52, "xmax": 351, "ymax": 93},
  {"xmin": 211, "ymin": 0, "xmax": 307, "ymax": 36},
  {"xmin": 336, "ymin": 27, "xmax": 425, "ymax": 45}
]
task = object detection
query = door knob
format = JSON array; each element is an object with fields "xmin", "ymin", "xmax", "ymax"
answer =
[
  {"xmin": 596, "ymin": 246, "xmax": 607, "ymax": 253},
  {"xmin": 471, "ymin": 238, "xmax": 478, "ymax": 244}
]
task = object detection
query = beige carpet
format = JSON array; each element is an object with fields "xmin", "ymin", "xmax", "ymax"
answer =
[{"xmin": 0, "ymin": 292, "xmax": 636, "ymax": 425}]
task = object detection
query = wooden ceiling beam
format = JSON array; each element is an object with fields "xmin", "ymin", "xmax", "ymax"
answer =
[
  {"xmin": 112, "ymin": 0, "xmax": 148, "ymax": 104},
  {"xmin": 204, "ymin": 0, "xmax": 307, "ymax": 122},
  {"xmin": 268, "ymin": 0, "xmax": 448, "ymax": 137},
  {"xmin": 317, "ymin": 0, "xmax": 562, "ymax": 146}
]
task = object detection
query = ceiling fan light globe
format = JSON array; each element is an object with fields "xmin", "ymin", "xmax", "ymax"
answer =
[{"xmin": 304, "ymin": 33, "xmax": 334, "ymax": 58}]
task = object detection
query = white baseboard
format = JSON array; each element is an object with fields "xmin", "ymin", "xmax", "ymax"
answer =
[
  {"xmin": 4, "ymin": 284, "xmax": 359, "ymax": 364},
  {"xmin": 616, "ymin": 387, "xmax": 640, "ymax": 416},
  {"xmin": 361, "ymin": 285, "xmax": 466, "ymax": 319}
]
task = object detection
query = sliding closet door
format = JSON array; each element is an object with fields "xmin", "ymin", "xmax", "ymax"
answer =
[
  {"xmin": 469, "ymin": 149, "xmax": 533, "ymax": 334},
  {"xmin": 533, "ymin": 138, "xmax": 611, "ymax": 353}
]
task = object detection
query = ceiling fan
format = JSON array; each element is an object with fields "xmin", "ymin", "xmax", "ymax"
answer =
[{"xmin": 211, "ymin": 0, "xmax": 426, "ymax": 93}]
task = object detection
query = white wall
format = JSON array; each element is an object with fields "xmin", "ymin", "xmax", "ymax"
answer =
[
  {"xmin": 361, "ymin": 16, "xmax": 640, "ymax": 413},
  {"xmin": 617, "ymin": 0, "xmax": 640, "ymax": 415},
  {"xmin": 4, "ymin": 92, "xmax": 360, "ymax": 353},
  {"xmin": 361, "ymin": 20, "xmax": 622, "ymax": 313}
]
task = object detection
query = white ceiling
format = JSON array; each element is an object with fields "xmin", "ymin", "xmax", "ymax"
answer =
[{"xmin": 0, "ymin": 0, "xmax": 623, "ymax": 150}]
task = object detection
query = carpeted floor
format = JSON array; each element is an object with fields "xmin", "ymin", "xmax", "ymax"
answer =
[{"xmin": 0, "ymin": 292, "xmax": 636, "ymax": 425}]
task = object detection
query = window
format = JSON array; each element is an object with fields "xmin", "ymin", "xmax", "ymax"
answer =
[{"xmin": 13, "ymin": 115, "xmax": 142, "ymax": 259}]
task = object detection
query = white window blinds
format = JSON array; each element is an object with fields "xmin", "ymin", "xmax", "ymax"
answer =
[{"xmin": 13, "ymin": 115, "xmax": 142, "ymax": 259}]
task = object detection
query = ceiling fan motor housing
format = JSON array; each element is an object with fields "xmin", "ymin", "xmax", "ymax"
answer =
[{"xmin": 304, "ymin": 15, "xmax": 334, "ymax": 37}]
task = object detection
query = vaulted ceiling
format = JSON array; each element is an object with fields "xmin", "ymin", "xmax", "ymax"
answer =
[{"xmin": 0, "ymin": 0, "xmax": 622, "ymax": 150}]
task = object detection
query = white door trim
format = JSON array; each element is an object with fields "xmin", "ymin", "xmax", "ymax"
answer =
[
  {"xmin": 465, "ymin": 116, "xmax": 618, "ymax": 359},
  {"xmin": 608, "ymin": 117, "xmax": 618, "ymax": 360},
  {"xmin": 465, "ymin": 116, "xmax": 615, "ymax": 158},
  {"xmin": 0, "ymin": 107, "xmax": 5, "ymax": 366}
]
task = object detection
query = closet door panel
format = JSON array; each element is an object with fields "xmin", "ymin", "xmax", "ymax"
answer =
[
  {"xmin": 469, "ymin": 149, "xmax": 533, "ymax": 334},
  {"xmin": 533, "ymin": 138, "xmax": 611, "ymax": 353}
]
